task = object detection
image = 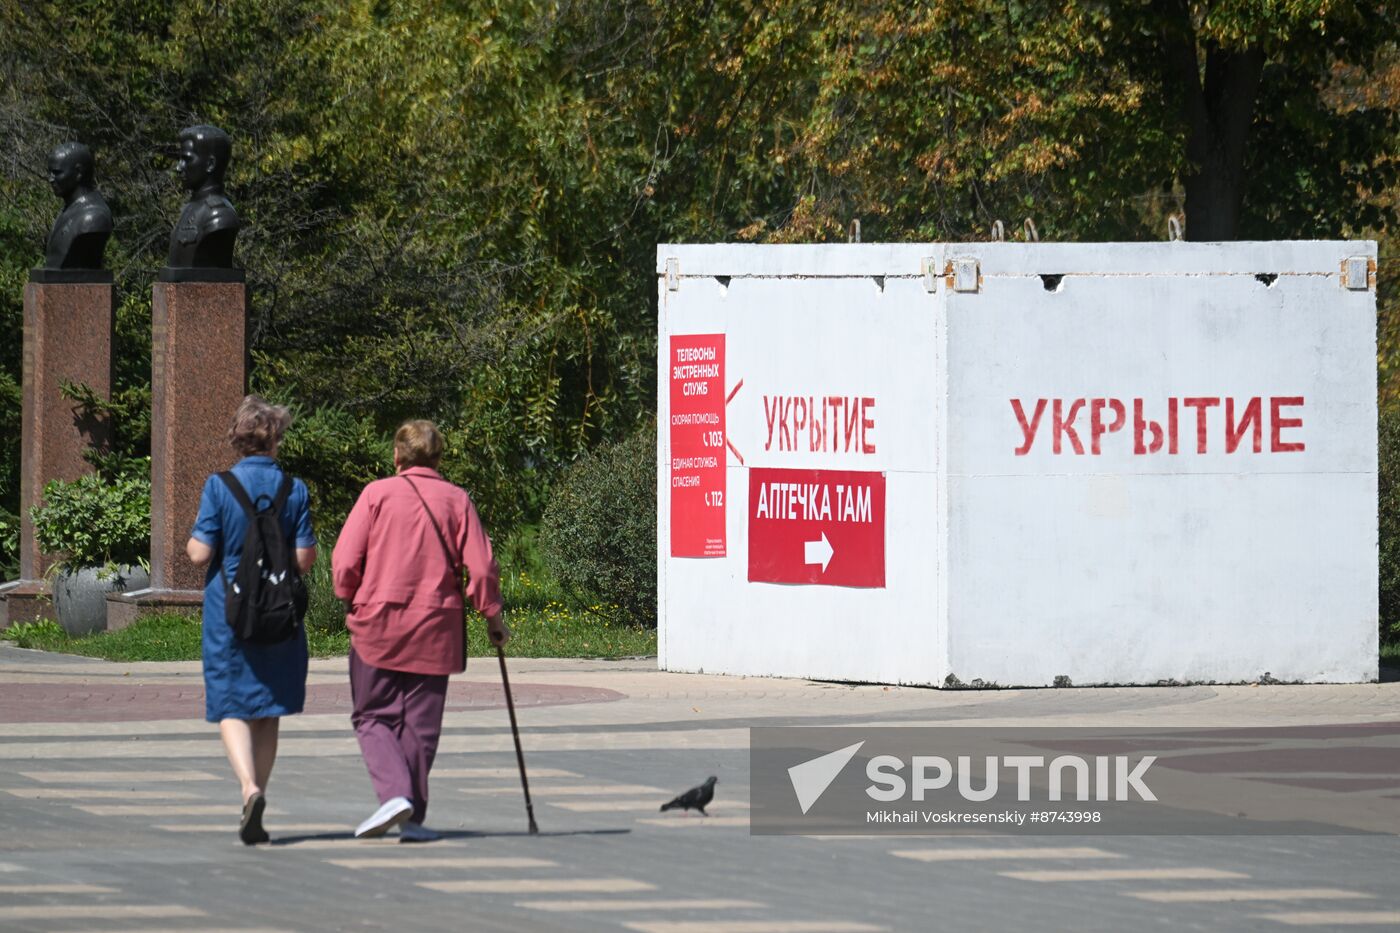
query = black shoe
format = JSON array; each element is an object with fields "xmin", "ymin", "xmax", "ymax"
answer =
[{"xmin": 240, "ymin": 793, "xmax": 269, "ymax": 845}]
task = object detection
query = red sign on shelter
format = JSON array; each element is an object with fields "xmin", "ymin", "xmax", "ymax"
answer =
[
  {"xmin": 669, "ymin": 334, "xmax": 726, "ymax": 557},
  {"xmin": 748, "ymin": 467, "xmax": 885, "ymax": 587}
]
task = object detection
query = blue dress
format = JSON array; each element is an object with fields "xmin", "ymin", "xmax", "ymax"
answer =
[{"xmin": 190, "ymin": 456, "xmax": 316, "ymax": 722}]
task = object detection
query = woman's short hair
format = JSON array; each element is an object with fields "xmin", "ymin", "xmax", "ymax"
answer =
[
  {"xmin": 395, "ymin": 420, "xmax": 443, "ymax": 469},
  {"xmin": 228, "ymin": 395, "xmax": 292, "ymax": 457}
]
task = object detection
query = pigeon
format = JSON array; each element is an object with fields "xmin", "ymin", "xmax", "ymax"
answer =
[{"xmin": 660, "ymin": 776, "xmax": 717, "ymax": 815}]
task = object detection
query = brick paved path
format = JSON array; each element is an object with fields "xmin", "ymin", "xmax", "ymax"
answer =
[
  {"xmin": 0, "ymin": 680, "xmax": 623, "ymax": 723},
  {"xmin": 2, "ymin": 648, "xmax": 1399, "ymax": 932}
]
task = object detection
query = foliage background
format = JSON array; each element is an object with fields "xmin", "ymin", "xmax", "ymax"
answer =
[
  {"xmin": 0, "ymin": 1, "xmax": 1398, "ymax": 641},
  {"xmin": 540, "ymin": 421, "xmax": 657, "ymax": 625}
]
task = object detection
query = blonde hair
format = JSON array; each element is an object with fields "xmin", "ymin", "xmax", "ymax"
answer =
[
  {"xmin": 228, "ymin": 395, "xmax": 291, "ymax": 456},
  {"xmin": 395, "ymin": 419, "xmax": 443, "ymax": 469}
]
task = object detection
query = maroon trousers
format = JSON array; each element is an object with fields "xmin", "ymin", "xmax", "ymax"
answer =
[{"xmin": 348, "ymin": 647, "xmax": 449, "ymax": 824}]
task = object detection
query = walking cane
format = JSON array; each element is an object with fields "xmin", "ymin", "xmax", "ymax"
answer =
[{"xmin": 496, "ymin": 644, "xmax": 540, "ymax": 835}]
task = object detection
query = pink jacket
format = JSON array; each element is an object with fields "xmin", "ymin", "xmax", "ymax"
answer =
[{"xmin": 332, "ymin": 467, "xmax": 502, "ymax": 675}]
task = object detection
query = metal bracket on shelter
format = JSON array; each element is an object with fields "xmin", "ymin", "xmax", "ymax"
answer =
[
  {"xmin": 665, "ymin": 257, "xmax": 680, "ymax": 291},
  {"xmin": 921, "ymin": 257, "xmax": 938, "ymax": 293},
  {"xmin": 944, "ymin": 257, "xmax": 981, "ymax": 293},
  {"xmin": 1342, "ymin": 256, "xmax": 1376, "ymax": 291}
]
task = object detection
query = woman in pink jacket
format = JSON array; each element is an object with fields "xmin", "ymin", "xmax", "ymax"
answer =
[{"xmin": 332, "ymin": 420, "xmax": 508, "ymax": 841}]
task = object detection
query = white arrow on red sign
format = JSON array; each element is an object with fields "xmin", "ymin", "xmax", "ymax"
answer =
[{"xmin": 748, "ymin": 467, "xmax": 885, "ymax": 588}]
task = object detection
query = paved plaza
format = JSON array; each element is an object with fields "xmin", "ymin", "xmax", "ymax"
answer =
[{"xmin": 1, "ymin": 646, "xmax": 1398, "ymax": 932}]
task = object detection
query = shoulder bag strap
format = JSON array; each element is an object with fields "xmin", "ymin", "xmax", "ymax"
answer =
[
  {"xmin": 271, "ymin": 472, "xmax": 294, "ymax": 511},
  {"xmin": 401, "ymin": 475, "xmax": 460, "ymax": 577},
  {"xmin": 402, "ymin": 474, "xmax": 469, "ymax": 670},
  {"xmin": 213, "ymin": 471, "xmax": 258, "ymax": 598},
  {"xmin": 217, "ymin": 471, "xmax": 256, "ymax": 515}
]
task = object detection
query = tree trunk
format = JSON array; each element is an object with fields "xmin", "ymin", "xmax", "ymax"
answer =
[{"xmin": 1157, "ymin": 2, "xmax": 1266, "ymax": 241}]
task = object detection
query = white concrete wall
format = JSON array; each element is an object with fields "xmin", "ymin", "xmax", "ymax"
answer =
[
  {"xmin": 657, "ymin": 242, "xmax": 1378, "ymax": 686},
  {"xmin": 657, "ymin": 246, "xmax": 941, "ymax": 684},
  {"xmin": 943, "ymin": 242, "xmax": 1378, "ymax": 685}
]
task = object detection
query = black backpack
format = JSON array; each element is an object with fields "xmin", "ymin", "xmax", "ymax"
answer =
[{"xmin": 217, "ymin": 471, "xmax": 308, "ymax": 644}]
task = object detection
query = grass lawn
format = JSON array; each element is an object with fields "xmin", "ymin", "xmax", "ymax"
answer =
[
  {"xmin": 5, "ymin": 614, "xmax": 205, "ymax": 662},
  {"xmin": 1, "ymin": 608, "xmax": 655, "ymax": 663},
  {"xmin": 1, "ymin": 543, "xmax": 656, "ymax": 662}
]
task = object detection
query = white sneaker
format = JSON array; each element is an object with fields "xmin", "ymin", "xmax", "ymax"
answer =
[
  {"xmin": 355, "ymin": 797, "xmax": 413, "ymax": 838},
  {"xmin": 399, "ymin": 821, "xmax": 441, "ymax": 843}
]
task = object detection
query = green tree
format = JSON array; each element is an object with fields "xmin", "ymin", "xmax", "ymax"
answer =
[
  {"xmin": 1130, "ymin": 1, "xmax": 1397, "ymax": 240},
  {"xmin": 748, "ymin": 1, "xmax": 1399, "ymax": 242},
  {"xmin": 2, "ymin": 0, "xmax": 1397, "ymax": 583}
]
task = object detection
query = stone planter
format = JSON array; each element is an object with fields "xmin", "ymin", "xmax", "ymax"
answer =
[{"xmin": 53, "ymin": 564, "xmax": 150, "ymax": 636}]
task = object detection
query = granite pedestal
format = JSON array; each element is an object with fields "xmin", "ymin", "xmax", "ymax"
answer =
[
  {"xmin": 0, "ymin": 273, "xmax": 113, "ymax": 629},
  {"xmin": 106, "ymin": 273, "xmax": 246, "ymax": 630}
]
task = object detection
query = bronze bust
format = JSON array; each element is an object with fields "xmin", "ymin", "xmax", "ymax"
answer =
[
  {"xmin": 167, "ymin": 124, "xmax": 240, "ymax": 269},
  {"xmin": 43, "ymin": 142, "xmax": 112, "ymax": 270}
]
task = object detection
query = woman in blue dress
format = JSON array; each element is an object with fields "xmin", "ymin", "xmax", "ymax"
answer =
[{"xmin": 185, "ymin": 395, "xmax": 317, "ymax": 845}]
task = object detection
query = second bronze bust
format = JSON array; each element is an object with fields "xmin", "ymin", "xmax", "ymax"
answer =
[{"xmin": 167, "ymin": 124, "xmax": 240, "ymax": 269}]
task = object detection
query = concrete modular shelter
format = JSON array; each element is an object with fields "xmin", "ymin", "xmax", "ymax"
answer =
[{"xmin": 656, "ymin": 242, "xmax": 1378, "ymax": 686}]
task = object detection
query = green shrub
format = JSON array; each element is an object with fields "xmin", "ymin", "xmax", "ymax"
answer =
[
  {"xmin": 539, "ymin": 424, "xmax": 656, "ymax": 626},
  {"xmin": 303, "ymin": 536, "xmax": 347, "ymax": 638},
  {"xmin": 498, "ymin": 525, "xmax": 568, "ymax": 611},
  {"xmin": 275, "ymin": 405, "xmax": 392, "ymax": 531},
  {"xmin": 3, "ymin": 619, "xmax": 65, "ymax": 649},
  {"xmin": 29, "ymin": 468, "xmax": 150, "ymax": 573},
  {"xmin": 1380, "ymin": 406, "xmax": 1400, "ymax": 650}
]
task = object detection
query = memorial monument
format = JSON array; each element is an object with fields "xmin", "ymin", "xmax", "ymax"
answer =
[
  {"xmin": 0, "ymin": 143, "xmax": 115, "ymax": 626},
  {"xmin": 40, "ymin": 142, "xmax": 114, "ymax": 274},
  {"xmin": 164, "ymin": 124, "xmax": 241, "ymax": 274},
  {"xmin": 107, "ymin": 124, "xmax": 248, "ymax": 629}
]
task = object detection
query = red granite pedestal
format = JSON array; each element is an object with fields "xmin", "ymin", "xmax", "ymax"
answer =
[
  {"xmin": 0, "ymin": 278, "xmax": 113, "ymax": 629},
  {"xmin": 106, "ymin": 277, "xmax": 246, "ymax": 631}
]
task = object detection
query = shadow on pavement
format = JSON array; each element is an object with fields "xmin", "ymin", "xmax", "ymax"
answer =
[{"xmin": 269, "ymin": 827, "xmax": 631, "ymax": 846}]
